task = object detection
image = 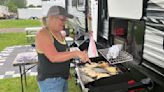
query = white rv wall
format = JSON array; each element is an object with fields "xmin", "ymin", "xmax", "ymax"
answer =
[
  {"xmin": 143, "ymin": 26, "xmax": 164, "ymax": 68},
  {"xmin": 150, "ymin": 0, "xmax": 164, "ymax": 8},
  {"xmin": 18, "ymin": 8, "xmax": 42, "ymax": 19}
]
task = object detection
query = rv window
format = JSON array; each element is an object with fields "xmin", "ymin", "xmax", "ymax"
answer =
[
  {"xmin": 72, "ymin": 0, "xmax": 77, "ymax": 7},
  {"xmin": 76, "ymin": 0, "xmax": 85, "ymax": 11},
  {"xmin": 78, "ymin": 0, "xmax": 84, "ymax": 6}
]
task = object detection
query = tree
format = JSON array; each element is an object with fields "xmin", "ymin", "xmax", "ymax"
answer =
[
  {"xmin": 0, "ymin": 0, "xmax": 6, "ymax": 5},
  {"xmin": 13, "ymin": 0, "xmax": 26, "ymax": 8},
  {"xmin": 28, "ymin": 4, "xmax": 36, "ymax": 8},
  {"xmin": 5, "ymin": 0, "xmax": 27, "ymax": 13},
  {"xmin": 37, "ymin": 5, "xmax": 42, "ymax": 8},
  {"xmin": 6, "ymin": 0, "xmax": 17, "ymax": 12}
]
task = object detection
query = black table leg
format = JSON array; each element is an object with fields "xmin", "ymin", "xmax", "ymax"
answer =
[
  {"xmin": 19, "ymin": 65, "xmax": 24, "ymax": 92},
  {"xmin": 23, "ymin": 65, "xmax": 27, "ymax": 87}
]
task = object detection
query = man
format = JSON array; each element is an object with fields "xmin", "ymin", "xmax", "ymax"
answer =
[{"xmin": 35, "ymin": 6, "xmax": 90, "ymax": 92}]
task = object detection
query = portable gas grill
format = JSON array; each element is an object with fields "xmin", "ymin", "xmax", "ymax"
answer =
[{"xmin": 73, "ymin": 48, "xmax": 153, "ymax": 92}]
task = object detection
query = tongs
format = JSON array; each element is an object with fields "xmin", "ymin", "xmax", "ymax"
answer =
[
  {"xmin": 76, "ymin": 59, "xmax": 92, "ymax": 66},
  {"xmin": 87, "ymin": 60, "xmax": 92, "ymax": 64}
]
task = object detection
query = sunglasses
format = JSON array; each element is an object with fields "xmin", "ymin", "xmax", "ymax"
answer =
[{"xmin": 56, "ymin": 16, "xmax": 67, "ymax": 22}]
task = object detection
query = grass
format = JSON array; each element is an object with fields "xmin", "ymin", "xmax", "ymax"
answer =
[
  {"xmin": 68, "ymin": 70, "xmax": 81, "ymax": 92},
  {"xmin": 0, "ymin": 76, "xmax": 39, "ymax": 92},
  {"xmin": 0, "ymin": 71, "xmax": 81, "ymax": 92},
  {"xmin": 0, "ymin": 32, "xmax": 31, "ymax": 51},
  {"xmin": 0, "ymin": 19, "xmax": 41, "ymax": 28}
]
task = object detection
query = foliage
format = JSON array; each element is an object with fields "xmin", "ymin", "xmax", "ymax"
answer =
[
  {"xmin": 0, "ymin": 0, "xmax": 27, "ymax": 12},
  {"xmin": 12, "ymin": 0, "xmax": 26, "ymax": 8},
  {"xmin": 0, "ymin": 0, "xmax": 6, "ymax": 5},
  {"xmin": 28, "ymin": 4, "xmax": 36, "ymax": 8},
  {"xmin": 36, "ymin": 5, "xmax": 42, "ymax": 8},
  {"xmin": 6, "ymin": 0, "xmax": 17, "ymax": 12}
]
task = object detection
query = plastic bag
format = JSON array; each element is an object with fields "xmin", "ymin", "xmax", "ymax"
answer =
[
  {"xmin": 87, "ymin": 32, "xmax": 98, "ymax": 58},
  {"xmin": 106, "ymin": 44, "xmax": 123, "ymax": 59}
]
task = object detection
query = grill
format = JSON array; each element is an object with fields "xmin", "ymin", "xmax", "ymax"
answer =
[{"xmin": 74, "ymin": 48, "xmax": 152, "ymax": 92}]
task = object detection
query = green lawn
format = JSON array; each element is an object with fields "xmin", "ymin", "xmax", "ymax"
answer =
[
  {"xmin": 0, "ymin": 32, "xmax": 31, "ymax": 51},
  {"xmin": 0, "ymin": 19, "xmax": 41, "ymax": 28},
  {"xmin": 0, "ymin": 76, "xmax": 39, "ymax": 92},
  {"xmin": 0, "ymin": 71, "xmax": 81, "ymax": 92}
]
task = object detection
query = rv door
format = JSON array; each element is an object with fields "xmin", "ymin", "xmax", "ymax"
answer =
[{"xmin": 107, "ymin": 0, "xmax": 143, "ymax": 19}]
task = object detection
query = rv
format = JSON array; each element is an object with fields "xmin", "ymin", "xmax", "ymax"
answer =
[
  {"xmin": 0, "ymin": 5, "xmax": 9, "ymax": 19},
  {"xmin": 65, "ymin": 0, "xmax": 164, "ymax": 91},
  {"xmin": 17, "ymin": 8, "xmax": 42, "ymax": 19}
]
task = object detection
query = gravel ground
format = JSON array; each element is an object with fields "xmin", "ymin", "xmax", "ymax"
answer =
[{"xmin": 0, "ymin": 28, "xmax": 25, "ymax": 33}]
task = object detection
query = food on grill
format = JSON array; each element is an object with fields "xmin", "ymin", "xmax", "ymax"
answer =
[
  {"xmin": 80, "ymin": 67, "xmax": 97, "ymax": 78},
  {"xmin": 98, "ymin": 62, "xmax": 109, "ymax": 68},
  {"xmin": 80, "ymin": 74, "xmax": 95, "ymax": 84},
  {"xmin": 85, "ymin": 62, "xmax": 99, "ymax": 68},
  {"xmin": 80, "ymin": 67, "xmax": 110, "ymax": 79},
  {"xmin": 79, "ymin": 61, "xmax": 118, "ymax": 79},
  {"xmin": 105, "ymin": 67, "xmax": 117, "ymax": 75},
  {"xmin": 93, "ymin": 67, "xmax": 108, "ymax": 73},
  {"xmin": 96, "ymin": 73, "xmax": 110, "ymax": 79}
]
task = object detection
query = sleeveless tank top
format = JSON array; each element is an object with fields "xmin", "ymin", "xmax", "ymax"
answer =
[{"xmin": 37, "ymin": 31, "xmax": 70, "ymax": 81}]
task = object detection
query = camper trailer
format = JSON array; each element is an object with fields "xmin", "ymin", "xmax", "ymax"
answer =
[
  {"xmin": 66, "ymin": 0, "xmax": 164, "ymax": 92},
  {"xmin": 17, "ymin": 8, "xmax": 42, "ymax": 19},
  {"xmin": 0, "ymin": 5, "xmax": 9, "ymax": 19}
]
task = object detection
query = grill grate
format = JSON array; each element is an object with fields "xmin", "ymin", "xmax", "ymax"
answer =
[{"xmin": 98, "ymin": 48, "xmax": 133, "ymax": 64}]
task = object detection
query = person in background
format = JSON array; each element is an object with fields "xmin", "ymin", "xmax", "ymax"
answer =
[{"xmin": 35, "ymin": 5, "xmax": 90, "ymax": 92}]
